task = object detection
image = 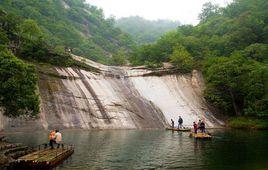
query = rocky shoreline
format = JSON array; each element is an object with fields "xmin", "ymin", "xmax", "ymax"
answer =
[{"xmin": 0, "ymin": 136, "xmax": 33, "ymax": 169}]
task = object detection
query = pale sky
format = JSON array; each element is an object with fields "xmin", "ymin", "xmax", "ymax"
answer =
[{"xmin": 86, "ymin": 0, "xmax": 233, "ymax": 25}]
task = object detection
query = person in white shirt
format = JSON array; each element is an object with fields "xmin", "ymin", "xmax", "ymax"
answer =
[{"xmin": 55, "ymin": 130, "xmax": 62, "ymax": 148}]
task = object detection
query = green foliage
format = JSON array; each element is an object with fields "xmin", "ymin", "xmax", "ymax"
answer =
[
  {"xmin": 0, "ymin": 50, "xmax": 39, "ymax": 117},
  {"xmin": 243, "ymin": 43, "xmax": 268, "ymax": 63},
  {"xmin": 19, "ymin": 40, "xmax": 74, "ymax": 67},
  {"xmin": 18, "ymin": 19, "xmax": 43, "ymax": 43},
  {"xmin": 131, "ymin": 0, "xmax": 268, "ymax": 117},
  {"xmin": 0, "ymin": 0, "xmax": 134, "ymax": 63},
  {"xmin": 109, "ymin": 49, "xmax": 127, "ymax": 66},
  {"xmin": 169, "ymin": 46, "xmax": 194, "ymax": 73},
  {"xmin": 0, "ymin": 28, "xmax": 9, "ymax": 46},
  {"xmin": 198, "ymin": 2, "xmax": 220, "ymax": 23},
  {"xmin": 145, "ymin": 61, "xmax": 163, "ymax": 69},
  {"xmin": 129, "ymin": 31, "xmax": 182, "ymax": 65},
  {"xmin": 116, "ymin": 16, "xmax": 180, "ymax": 44},
  {"xmin": 228, "ymin": 117, "xmax": 268, "ymax": 130},
  {"xmin": 204, "ymin": 55, "xmax": 267, "ymax": 116},
  {"xmin": 0, "ymin": 10, "xmax": 75, "ymax": 67}
]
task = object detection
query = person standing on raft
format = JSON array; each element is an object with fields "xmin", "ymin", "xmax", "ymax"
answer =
[
  {"xmin": 171, "ymin": 119, "xmax": 174, "ymax": 128},
  {"xmin": 197, "ymin": 120, "xmax": 202, "ymax": 131},
  {"xmin": 200, "ymin": 121, "xmax": 206, "ymax": 133},
  {"xmin": 178, "ymin": 116, "xmax": 183, "ymax": 129},
  {"xmin": 193, "ymin": 122, "xmax": 198, "ymax": 134},
  {"xmin": 55, "ymin": 130, "xmax": 62, "ymax": 148},
  {"xmin": 49, "ymin": 130, "xmax": 56, "ymax": 149}
]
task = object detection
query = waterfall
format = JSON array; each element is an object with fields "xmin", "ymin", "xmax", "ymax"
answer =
[{"xmin": 0, "ymin": 56, "xmax": 223, "ymax": 131}]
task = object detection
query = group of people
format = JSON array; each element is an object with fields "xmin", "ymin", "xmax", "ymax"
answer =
[
  {"xmin": 170, "ymin": 117, "xmax": 206, "ymax": 133},
  {"xmin": 49, "ymin": 129, "xmax": 62, "ymax": 149},
  {"xmin": 193, "ymin": 120, "xmax": 206, "ymax": 134},
  {"xmin": 171, "ymin": 116, "xmax": 184, "ymax": 129}
]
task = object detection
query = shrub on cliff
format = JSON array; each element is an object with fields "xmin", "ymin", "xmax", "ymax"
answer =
[
  {"xmin": 169, "ymin": 46, "xmax": 194, "ymax": 73},
  {"xmin": 0, "ymin": 50, "xmax": 39, "ymax": 117}
]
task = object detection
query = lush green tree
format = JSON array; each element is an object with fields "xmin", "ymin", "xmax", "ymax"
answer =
[
  {"xmin": 18, "ymin": 19, "xmax": 43, "ymax": 43},
  {"xmin": 243, "ymin": 43, "xmax": 268, "ymax": 63},
  {"xmin": 169, "ymin": 46, "xmax": 194, "ymax": 73},
  {"xmin": 204, "ymin": 55, "xmax": 267, "ymax": 116},
  {"xmin": 109, "ymin": 49, "xmax": 127, "ymax": 66},
  {"xmin": 0, "ymin": 50, "xmax": 39, "ymax": 117},
  {"xmin": 198, "ymin": 2, "xmax": 220, "ymax": 23},
  {"xmin": 204, "ymin": 56, "xmax": 245, "ymax": 116},
  {"xmin": 0, "ymin": 28, "xmax": 9, "ymax": 49},
  {"xmin": 181, "ymin": 36, "xmax": 203, "ymax": 60}
]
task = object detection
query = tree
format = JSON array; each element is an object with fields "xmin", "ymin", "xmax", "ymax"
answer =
[
  {"xmin": 18, "ymin": 19, "xmax": 43, "ymax": 43},
  {"xmin": 109, "ymin": 49, "xmax": 127, "ymax": 66},
  {"xmin": 199, "ymin": 2, "xmax": 220, "ymax": 23},
  {"xmin": 243, "ymin": 43, "xmax": 268, "ymax": 63},
  {"xmin": 169, "ymin": 46, "xmax": 194, "ymax": 73},
  {"xmin": 204, "ymin": 54, "xmax": 267, "ymax": 116},
  {"xmin": 0, "ymin": 50, "xmax": 39, "ymax": 117},
  {"xmin": 0, "ymin": 28, "xmax": 9, "ymax": 48},
  {"xmin": 204, "ymin": 56, "xmax": 245, "ymax": 116}
]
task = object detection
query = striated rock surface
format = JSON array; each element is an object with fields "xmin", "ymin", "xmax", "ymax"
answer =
[{"xmin": 0, "ymin": 56, "xmax": 223, "ymax": 131}]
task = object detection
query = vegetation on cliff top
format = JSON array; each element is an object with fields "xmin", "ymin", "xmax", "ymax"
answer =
[
  {"xmin": 0, "ymin": 0, "xmax": 134, "ymax": 64},
  {"xmin": 0, "ymin": 50, "xmax": 39, "ymax": 117},
  {"xmin": 130, "ymin": 0, "xmax": 268, "ymax": 117}
]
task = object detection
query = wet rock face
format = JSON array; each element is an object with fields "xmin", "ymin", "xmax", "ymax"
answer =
[
  {"xmin": 36, "ymin": 67, "xmax": 168, "ymax": 130},
  {"xmin": 0, "ymin": 57, "xmax": 223, "ymax": 131}
]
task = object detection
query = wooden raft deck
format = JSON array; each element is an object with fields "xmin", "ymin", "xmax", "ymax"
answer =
[
  {"xmin": 166, "ymin": 127, "xmax": 191, "ymax": 132},
  {"xmin": 15, "ymin": 146, "xmax": 74, "ymax": 169},
  {"xmin": 189, "ymin": 132, "xmax": 212, "ymax": 139}
]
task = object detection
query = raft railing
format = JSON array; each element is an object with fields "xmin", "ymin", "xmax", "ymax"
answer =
[
  {"xmin": 14, "ymin": 143, "xmax": 75, "ymax": 169},
  {"xmin": 33, "ymin": 143, "xmax": 75, "ymax": 157}
]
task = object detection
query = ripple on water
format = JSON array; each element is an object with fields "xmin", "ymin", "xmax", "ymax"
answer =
[{"xmin": 4, "ymin": 129, "xmax": 268, "ymax": 170}]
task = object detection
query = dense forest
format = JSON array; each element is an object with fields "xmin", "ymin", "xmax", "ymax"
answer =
[
  {"xmin": 0, "ymin": 0, "xmax": 134, "ymax": 63},
  {"xmin": 130, "ymin": 0, "xmax": 268, "ymax": 118},
  {"xmin": 116, "ymin": 16, "xmax": 181, "ymax": 44}
]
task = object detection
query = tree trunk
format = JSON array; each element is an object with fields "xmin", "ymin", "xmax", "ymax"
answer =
[{"xmin": 228, "ymin": 88, "xmax": 240, "ymax": 116}]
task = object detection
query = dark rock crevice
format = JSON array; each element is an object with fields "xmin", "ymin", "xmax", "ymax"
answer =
[{"xmin": 73, "ymin": 69, "xmax": 111, "ymax": 124}]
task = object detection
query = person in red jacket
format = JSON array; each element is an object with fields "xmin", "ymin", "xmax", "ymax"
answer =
[
  {"xmin": 193, "ymin": 122, "xmax": 198, "ymax": 134},
  {"xmin": 49, "ymin": 130, "xmax": 56, "ymax": 149}
]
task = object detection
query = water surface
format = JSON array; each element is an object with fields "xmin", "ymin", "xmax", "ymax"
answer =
[{"xmin": 5, "ymin": 129, "xmax": 268, "ymax": 170}]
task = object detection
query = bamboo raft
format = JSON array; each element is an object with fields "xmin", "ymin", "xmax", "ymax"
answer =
[
  {"xmin": 189, "ymin": 132, "xmax": 212, "ymax": 139},
  {"xmin": 166, "ymin": 127, "xmax": 191, "ymax": 132},
  {"xmin": 14, "ymin": 145, "xmax": 74, "ymax": 169}
]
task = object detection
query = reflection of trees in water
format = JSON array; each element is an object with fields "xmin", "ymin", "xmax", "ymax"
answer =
[
  {"xmin": 193, "ymin": 140, "xmax": 211, "ymax": 155},
  {"xmin": 201, "ymin": 130, "xmax": 268, "ymax": 169},
  {"xmin": 6, "ymin": 130, "xmax": 268, "ymax": 169}
]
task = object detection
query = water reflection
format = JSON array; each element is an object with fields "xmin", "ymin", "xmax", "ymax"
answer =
[{"xmin": 5, "ymin": 129, "xmax": 268, "ymax": 170}]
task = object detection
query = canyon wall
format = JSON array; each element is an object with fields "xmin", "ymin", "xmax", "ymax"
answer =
[{"xmin": 0, "ymin": 56, "xmax": 223, "ymax": 131}]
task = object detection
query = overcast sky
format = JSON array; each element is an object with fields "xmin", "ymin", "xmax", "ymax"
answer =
[{"xmin": 86, "ymin": 0, "xmax": 233, "ymax": 25}]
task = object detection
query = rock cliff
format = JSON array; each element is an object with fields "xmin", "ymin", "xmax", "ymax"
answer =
[{"xmin": 0, "ymin": 56, "xmax": 223, "ymax": 131}]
